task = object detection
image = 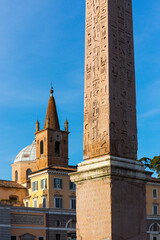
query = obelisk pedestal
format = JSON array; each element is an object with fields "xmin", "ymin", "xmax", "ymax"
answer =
[
  {"xmin": 70, "ymin": 0, "xmax": 151, "ymax": 239},
  {"xmin": 71, "ymin": 156, "xmax": 151, "ymax": 240}
]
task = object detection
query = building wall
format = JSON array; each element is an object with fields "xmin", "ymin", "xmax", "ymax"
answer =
[
  {"xmin": 35, "ymin": 129, "xmax": 69, "ymax": 169},
  {"xmin": 0, "ymin": 205, "xmax": 76, "ymax": 240},
  {"xmin": 11, "ymin": 209, "xmax": 46, "ymax": 240},
  {"xmin": 35, "ymin": 130, "xmax": 48, "ymax": 170},
  {"xmin": 28, "ymin": 171, "xmax": 76, "ymax": 209},
  {"xmin": 146, "ymin": 183, "xmax": 160, "ymax": 215},
  {"xmin": 0, "ymin": 187, "xmax": 28, "ymax": 206},
  {"xmin": 28, "ymin": 173, "xmax": 49, "ymax": 208},
  {"xmin": 49, "ymin": 172, "xmax": 76, "ymax": 209},
  {"xmin": 46, "ymin": 210, "xmax": 76, "ymax": 240},
  {"xmin": 146, "ymin": 181, "xmax": 160, "ymax": 240},
  {"xmin": 12, "ymin": 161, "xmax": 37, "ymax": 184},
  {"xmin": 47, "ymin": 130, "xmax": 68, "ymax": 166}
]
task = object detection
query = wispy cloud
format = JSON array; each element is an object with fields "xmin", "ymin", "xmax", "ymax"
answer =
[{"xmin": 139, "ymin": 108, "xmax": 160, "ymax": 119}]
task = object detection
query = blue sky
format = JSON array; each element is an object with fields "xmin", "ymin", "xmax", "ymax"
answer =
[{"xmin": 0, "ymin": 0, "xmax": 159, "ymax": 180}]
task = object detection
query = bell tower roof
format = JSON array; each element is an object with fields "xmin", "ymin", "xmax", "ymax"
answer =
[{"xmin": 44, "ymin": 86, "xmax": 60, "ymax": 130}]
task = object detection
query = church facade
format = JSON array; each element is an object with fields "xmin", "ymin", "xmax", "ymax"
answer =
[{"xmin": 0, "ymin": 87, "xmax": 76, "ymax": 240}]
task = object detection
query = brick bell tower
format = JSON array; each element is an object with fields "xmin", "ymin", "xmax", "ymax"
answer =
[
  {"xmin": 35, "ymin": 86, "xmax": 69, "ymax": 170},
  {"xmin": 70, "ymin": 0, "xmax": 151, "ymax": 239}
]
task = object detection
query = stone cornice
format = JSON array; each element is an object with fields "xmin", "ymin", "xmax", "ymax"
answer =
[{"xmin": 70, "ymin": 156, "xmax": 152, "ymax": 183}]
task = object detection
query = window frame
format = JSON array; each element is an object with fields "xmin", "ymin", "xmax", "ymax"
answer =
[
  {"xmin": 32, "ymin": 180, "xmax": 38, "ymax": 192},
  {"xmin": 153, "ymin": 204, "xmax": 158, "ymax": 215},
  {"xmin": 56, "ymin": 220, "xmax": 61, "ymax": 227},
  {"xmin": 42, "ymin": 196, "xmax": 47, "ymax": 208},
  {"xmin": 11, "ymin": 236, "xmax": 17, "ymax": 240},
  {"xmin": 25, "ymin": 200, "xmax": 29, "ymax": 207},
  {"xmin": 153, "ymin": 188, "xmax": 158, "ymax": 199},
  {"xmin": 56, "ymin": 234, "xmax": 61, "ymax": 240},
  {"xmin": 38, "ymin": 237, "xmax": 45, "ymax": 240},
  {"xmin": 9, "ymin": 195, "xmax": 18, "ymax": 201},
  {"xmin": 15, "ymin": 171, "xmax": 18, "ymax": 182},
  {"xmin": 54, "ymin": 178, "xmax": 62, "ymax": 190},
  {"xmin": 55, "ymin": 141, "xmax": 60, "ymax": 154},
  {"xmin": 33, "ymin": 198, "xmax": 38, "ymax": 208},
  {"xmin": 153, "ymin": 236, "xmax": 158, "ymax": 240},
  {"xmin": 26, "ymin": 169, "xmax": 32, "ymax": 181},
  {"xmin": 41, "ymin": 178, "xmax": 47, "ymax": 190},
  {"xmin": 69, "ymin": 180, "xmax": 76, "ymax": 191},
  {"xmin": 40, "ymin": 140, "xmax": 44, "ymax": 155},
  {"xmin": 54, "ymin": 196, "xmax": 63, "ymax": 209},
  {"xmin": 70, "ymin": 197, "xmax": 76, "ymax": 210}
]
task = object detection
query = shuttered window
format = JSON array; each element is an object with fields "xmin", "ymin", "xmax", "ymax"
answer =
[
  {"xmin": 70, "ymin": 198, "xmax": 76, "ymax": 209},
  {"xmin": 70, "ymin": 180, "xmax": 76, "ymax": 190},
  {"xmin": 41, "ymin": 178, "xmax": 47, "ymax": 190},
  {"xmin": 32, "ymin": 181, "xmax": 38, "ymax": 191},
  {"xmin": 54, "ymin": 196, "xmax": 63, "ymax": 208},
  {"xmin": 54, "ymin": 178, "xmax": 62, "ymax": 189}
]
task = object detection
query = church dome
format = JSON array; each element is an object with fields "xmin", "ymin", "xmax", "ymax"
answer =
[{"xmin": 14, "ymin": 140, "xmax": 36, "ymax": 163}]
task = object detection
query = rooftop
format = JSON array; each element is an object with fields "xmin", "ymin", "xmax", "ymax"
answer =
[
  {"xmin": 0, "ymin": 180, "xmax": 26, "ymax": 189},
  {"xmin": 30, "ymin": 165, "xmax": 77, "ymax": 175},
  {"xmin": 14, "ymin": 139, "xmax": 36, "ymax": 163}
]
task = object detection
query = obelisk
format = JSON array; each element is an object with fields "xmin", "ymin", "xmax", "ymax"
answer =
[{"xmin": 70, "ymin": 0, "xmax": 151, "ymax": 239}]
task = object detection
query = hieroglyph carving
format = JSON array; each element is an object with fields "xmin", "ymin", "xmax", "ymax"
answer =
[{"xmin": 84, "ymin": 0, "xmax": 137, "ymax": 160}]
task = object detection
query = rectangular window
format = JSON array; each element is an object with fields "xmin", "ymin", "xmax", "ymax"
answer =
[
  {"xmin": 56, "ymin": 220, "xmax": 61, "ymax": 227},
  {"xmin": 25, "ymin": 200, "xmax": 29, "ymax": 207},
  {"xmin": 153, "ymin": 205, "xmax": 158, "ymax": 215},
  {"xmin": 33, "ymin": 198, "xmax": 38, "ymax": 208},
  {"xmin": 55, "ymin": 141, "xmax": 60, "ymax": 154},
  {"xmin": 42, "ymin": 196, "xmax": 47, "ymax": 208},
  {"xmin": 56, "ymin": 234, "xmax": 60, "ymax": 240},
  {"xmin": 153, "ymin": 236, "xmax": 158, "ymax": 240},
  {"xmin": 11, "ymin": 237, "xmax": 17, "ymax": 240},
  {"xmin": 41, "ymin": 178, "xmax": 47, "ymax": 190},
  {"xmin": 54, "ymin": 196, "xmax": 63, "ymax": 208},
  {"xmin": 32, "ymin": 181, "xmax": 38, "ymax": 192},
  {"xmin": 54, "ymin": 178, "xmax": 62, "ymax": 189},
  {"xmin": 153, "ymin": 189, "xmax": 158, "ymax": 199},
  {"xmin": 70, "ymin": 181, "xmax": 76, "ymax": 191},
  {"xmin": 70, "ymin": 198, "xmax": 76, "ymax": 210},
  {"xmin": 38, "ymin": 237, "xmax": 45, "ymax": 240}
]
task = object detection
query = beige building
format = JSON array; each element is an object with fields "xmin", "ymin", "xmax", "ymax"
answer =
[
  {"xmin": 24, "ymin": 165, "xmax": 76, "ymax": 209},
  {"xmin": 146, "ymin": 178, "xmax": 160, "ymax": 240},
  {"xmin": 0, "ymin": 180, "xmax": 27, "ymax": 206}
]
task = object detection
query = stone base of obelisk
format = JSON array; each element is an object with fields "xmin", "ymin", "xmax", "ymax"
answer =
[{"xmin": 70, "ymin": 156, "xmax": 151, "ymax": 240}]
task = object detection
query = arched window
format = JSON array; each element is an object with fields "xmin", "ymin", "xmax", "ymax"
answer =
[
  {"xmin": 26, "ymin": 169, "xmax": 32, "ymax": 180},
  {"xmin": 55, "ymin": 141, "xmax": 60, "ymax": 154},
  {"xmin": 9, "ymin": 195, "xmax": 18, "ymax": 202},
  {"xmin": 66, "ymin": 219, "xmax": 76, "ymax": 229},
  {"xmin": 40, "ymin": 140, "xmax": 44, "ymax": 154},
  {"xmin": 15, "ymin": 171, "xmax": 18, "ymax": 182},
  {"xmin": 20, "ymin": 234, "xmax": 36, "ymax": 240},
  {"xmin": 150, "ymin": 223, "xmax": 159, "ymax": 232}
]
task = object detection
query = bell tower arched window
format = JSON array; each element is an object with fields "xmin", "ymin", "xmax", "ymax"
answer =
[
  {"xmin": 26, "ymin": 169, "xmax": 32, "ymax": 180},
  {"xmin": 40, "ymin": 140, "xmax": 44, "ymax": 154},
  {"xmin": 55, "ymin": 141, "xmax": 60, "ymax": 154},
  {"xmin": 15, "ymin": 171, "xmax": 18, "ymax": 182}
]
